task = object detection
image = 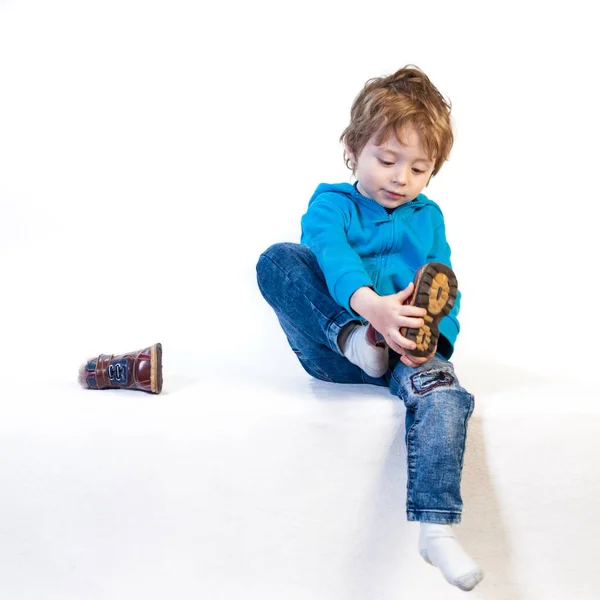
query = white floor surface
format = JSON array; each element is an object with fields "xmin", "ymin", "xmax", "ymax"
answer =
[{"xmin": 2, "ymin": 352, "xmax": 600, "ymax": 599}]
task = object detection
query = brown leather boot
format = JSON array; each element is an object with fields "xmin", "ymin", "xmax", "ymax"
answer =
[
  {"xmin": 400, "ymin": 263, "xmax": 458, "ymax": 358},
  {"xmin": 79, "ymin": 343, "xmax": 163, "ymax": 394}
]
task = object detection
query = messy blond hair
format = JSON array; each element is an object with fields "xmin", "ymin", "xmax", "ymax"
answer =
[{"xmin": 340, "ymin": 65, "xmax": 453, "ymax": 177}]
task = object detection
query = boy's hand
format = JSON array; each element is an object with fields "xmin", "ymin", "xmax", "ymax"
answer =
[
  {"xmin": 350, "ymin": 282, "xmax": 427, "ymax": 356},
  {"xmin": 398, "ymin": 344, "xmax": 437, "ymax": 368}
]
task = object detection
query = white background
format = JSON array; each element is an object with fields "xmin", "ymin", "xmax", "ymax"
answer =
[{"xmin": 1, "ymin": 1, "xmax": 599, "ymax": 599}]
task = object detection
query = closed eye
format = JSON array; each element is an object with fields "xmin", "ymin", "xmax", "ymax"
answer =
[
  {"xmin": 378, "ymin": 158, "xmax": 394, "ymax": 166},
  {"xmin": 412, "ymin": 168, "xmax": 425, "ymax": 174}
]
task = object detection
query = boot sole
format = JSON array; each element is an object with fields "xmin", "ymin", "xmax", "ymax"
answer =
[
  {"xmin": 150, "ymin": 343, "xmax": 163, "ymax": 394},
  {"xmin": 400, "ymin": 263, "xmax": 458, "ymax": 358}
]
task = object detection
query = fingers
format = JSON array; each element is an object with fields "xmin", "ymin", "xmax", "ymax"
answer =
[
  {"xmin": 399, "ymin": 316, "xmax": 425, "ymax": 330},
  {"xmin": 401, "ymin": 305, "xmax": 427, "ymax": 317},
  {"xmin": 385, "ymin": 331, "xmax": 418, "ymax": 355},
  {"xmin": 398, "ymin": 347, "xmax": 422, "ymax": 368},
  {"xmin": 400, "ymin": 354, "xmax": 421, "ymax": 368},
  {"xmin": 397, "ymin": 346, "xmax": 432, "ymax": 368},
  {"xmin": 400, "ymin": 353, "xmax": 430, "ymax": 367},
  {"xmin": 395, "ymin": 282, "xmax": 414, "ymax": 303},
  {"xmin": 394, "ymin": 283, "xmax": 427, "ymax": 317}
]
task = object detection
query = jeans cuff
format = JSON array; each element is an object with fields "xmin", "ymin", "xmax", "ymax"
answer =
[
  {"xmin": 406, "ymin": 510, "xmax": 462, "ymax": 524},
  {"xmin": 326, "ymin": 310, "xmax": 362, "ymax": 355}
]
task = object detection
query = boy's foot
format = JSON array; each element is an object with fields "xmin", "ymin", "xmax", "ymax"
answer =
[
  {"xmin": 419, "ymin": 523, "xmax": 484, "ymax": 591},
  {"xmin": 400, "ymin": 262, "xmax": 458, "ymax": 358},
  {"xmin": 338, "ymin": 322, "xmax": 388, "ymax": 378}
]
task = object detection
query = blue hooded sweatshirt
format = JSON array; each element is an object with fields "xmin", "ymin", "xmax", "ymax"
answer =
[{"xmin": 300, "ymin": 182, "xmax": 461, "ymax": 357}]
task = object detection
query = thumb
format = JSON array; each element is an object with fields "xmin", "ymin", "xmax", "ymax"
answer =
[{"xmin": 396, "ymin": 281, "xmax": 414, "ymax": 303}]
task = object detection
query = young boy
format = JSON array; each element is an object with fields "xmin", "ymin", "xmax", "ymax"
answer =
[{"xmin": 256, "ymin": 65, "xmax": 483, "ymax": 591}]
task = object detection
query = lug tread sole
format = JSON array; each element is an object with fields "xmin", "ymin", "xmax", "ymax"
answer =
[{"xmin": 400, "ymin": 263, "xmax": 458, "ymax": 358}]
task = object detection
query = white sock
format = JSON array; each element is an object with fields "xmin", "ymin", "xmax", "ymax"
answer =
[
  {"xmin": 338, "ymin": 323, "xmax": 388, "ymax": 378},
  {"xmin": 419, "ymin": 523, "xmax": 484, "ymax": 591}
]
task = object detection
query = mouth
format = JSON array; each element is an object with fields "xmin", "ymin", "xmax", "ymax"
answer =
[{"xmin": 383, "ymin": 190, "xmax": 405, "ymax": 200}]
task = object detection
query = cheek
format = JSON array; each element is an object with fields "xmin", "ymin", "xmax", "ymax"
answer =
[
  {"xmin": 360, "ymin": 166, "xmax": 376, "ymax": 183},
  {"xmin": 413, "ymin": 174, "xmax": 428, "ymax": 188},
  {"xmin": 371, "ymin": 164, "xmax": 387, "ymax": 181}
]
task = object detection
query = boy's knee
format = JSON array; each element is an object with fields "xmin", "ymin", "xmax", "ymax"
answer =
[
  {"xmin": 256, "ymin": 243, "xmax": 314, "ymax": 281},
  {"xmin": 257, "ymin": 243, "xmax": 291, "ymax": 270},
  {"xmin": 409, "ymin": 365, "xmax": 459, "ymax": 397},
  {"xmin": 407, "ymin": 364, "xmax": 473, "ymax": 416},
  {"xmin": 394, "ymin": 359, "xmax": 472, "ymax": 405},
  {"xmin": 256, "ymin": 243, "xmax": 299, "ymax": 292},
  {"xmin": 259, "ymin": 242, "xmax": 306, "ymax": 263}
]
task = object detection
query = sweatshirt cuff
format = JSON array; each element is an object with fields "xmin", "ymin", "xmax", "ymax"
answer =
[
  {"xmin": 439, "ymin": 317, "xmax": 460, "ymax": 358},
  {"xmin": 334, "ymin": 271, "xmax": 373, "ymax": 316}
]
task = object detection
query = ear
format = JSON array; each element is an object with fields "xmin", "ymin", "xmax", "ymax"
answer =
[{"xmin": 344, "ymin": 145, "xmax": 356, "ymax": 170}]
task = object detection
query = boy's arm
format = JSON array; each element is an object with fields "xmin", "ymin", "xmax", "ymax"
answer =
[{"xmin": 301, "ymin": 199, "xmax": 372, "ymax": 316}]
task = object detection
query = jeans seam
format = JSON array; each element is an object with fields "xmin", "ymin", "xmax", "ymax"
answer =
[
  {"xmin": 458, "ymin": 393, "xmax": 475, "ymax": 470},
  {"xmin": 390, "ymin": 370, "xmax": 408, "ymax": 403},
  {"xmin": 405, "ymin": 412, "xmax": 419, "ymax": 511}
]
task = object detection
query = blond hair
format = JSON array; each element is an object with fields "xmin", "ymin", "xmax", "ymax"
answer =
[{"xmin": 340, "ymin": 65, "xmax": 453, "ymax": 177}]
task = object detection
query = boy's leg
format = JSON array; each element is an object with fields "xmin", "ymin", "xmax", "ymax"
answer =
[
  {"xmin": 256, "ymin": 243, "xmax": 386, "ymax": 385},
  {"xmin": 389, "ymin": 354, "xmax": 473, "ymax": 522},
  {"xmin": 389, "ymin": 356, "xmax": 482, "ymax": 590}
]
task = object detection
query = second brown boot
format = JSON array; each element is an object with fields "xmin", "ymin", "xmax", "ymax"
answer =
[{"xmin": 78, "ymin": 343, "xmax": 163, "ymax": 394}]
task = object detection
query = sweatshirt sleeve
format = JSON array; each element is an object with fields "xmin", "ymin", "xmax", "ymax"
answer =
[
  {"xmin": 427, "ymin": 215, "xmax": 462, "ymax": 358},
  {"xmin": 301, "ymin": 198, "xmax": 373, "ymax": 316}
]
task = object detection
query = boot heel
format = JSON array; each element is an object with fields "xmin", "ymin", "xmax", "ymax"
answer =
[{"xmin": 150, "ymin": 343, "xmax": 163, "ymax": 394}]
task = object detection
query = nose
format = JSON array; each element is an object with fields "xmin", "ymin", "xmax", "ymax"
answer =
[{"xmin": 392, "ymin": 166, "xmax": 408, "ymax": 185}]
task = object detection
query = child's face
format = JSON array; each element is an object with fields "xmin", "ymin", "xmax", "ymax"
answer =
[{"xmin": 349, "ymin": 124, "xmax": 435, "ymax": 209}]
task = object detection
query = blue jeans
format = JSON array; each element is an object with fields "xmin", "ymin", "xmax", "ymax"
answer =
[{"xmin": 256, "ymin": 243, "xmax": 475, "ymax": 524}]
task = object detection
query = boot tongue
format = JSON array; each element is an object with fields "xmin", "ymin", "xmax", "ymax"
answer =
[
  {"xmin": 366, "ymin": 324, "xmax": 386, "ymax": 348},
  {"xmin": 366, "ymin": 324, "xmax": 377, "ymax": 346}
]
